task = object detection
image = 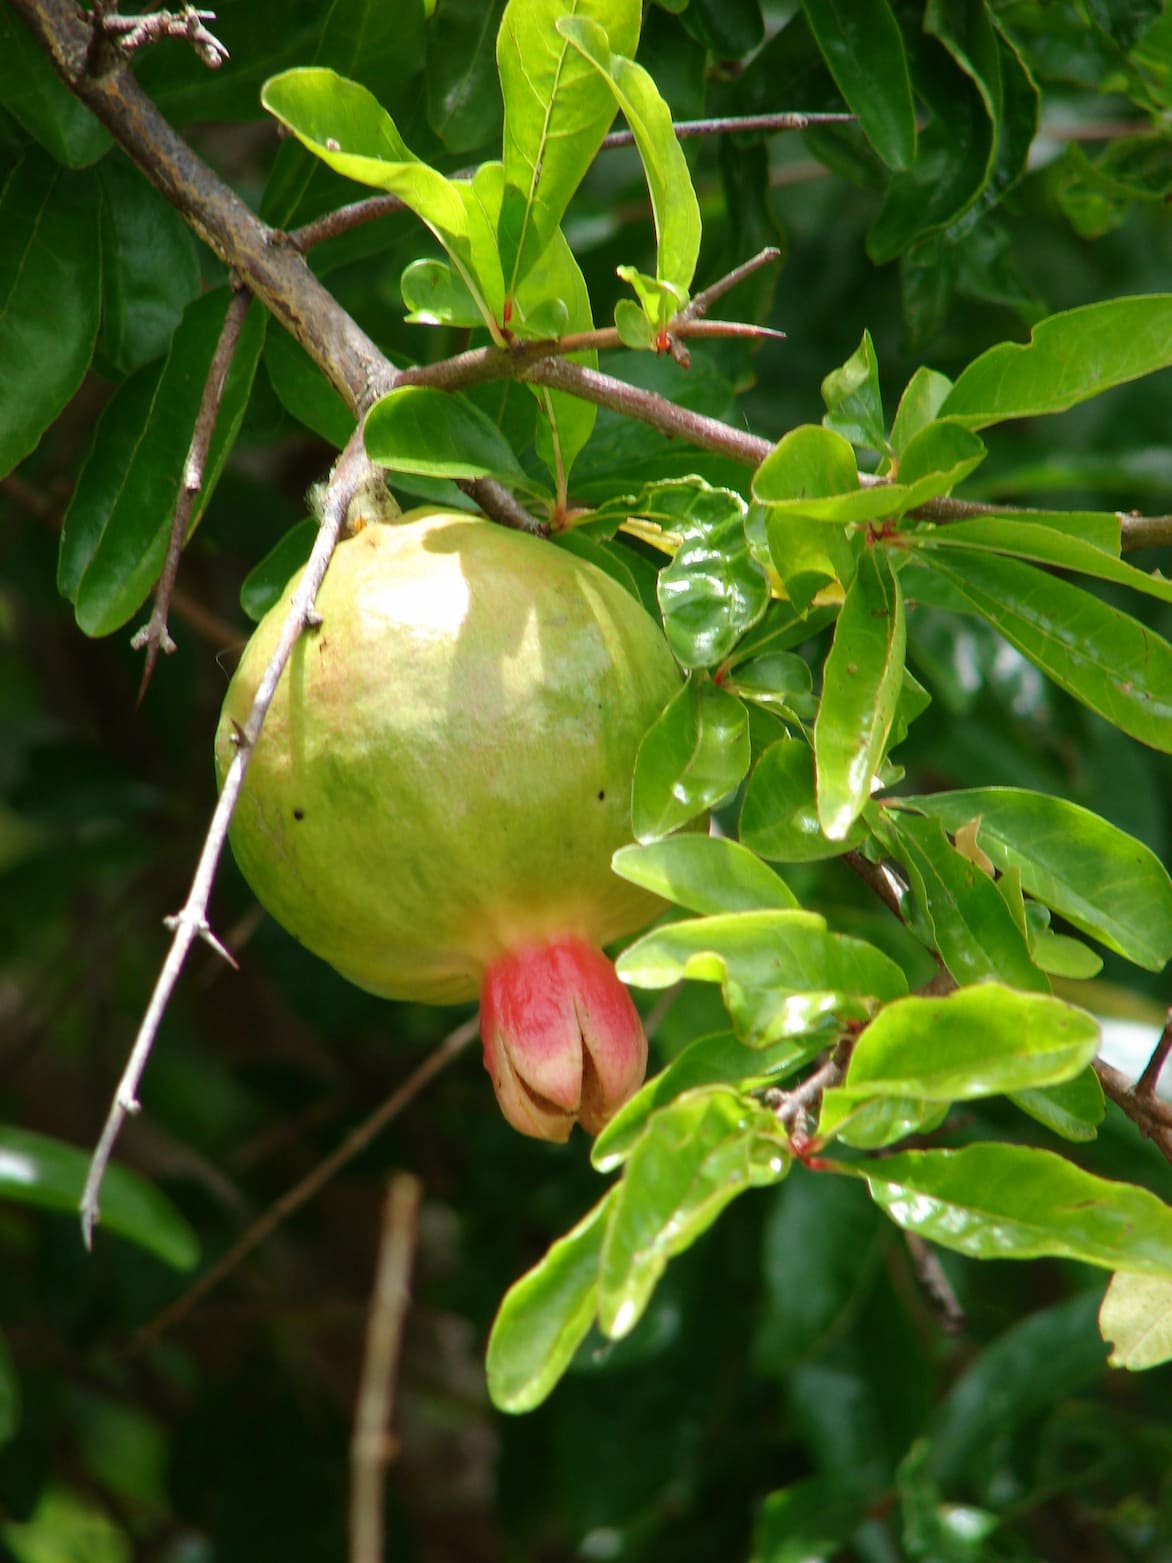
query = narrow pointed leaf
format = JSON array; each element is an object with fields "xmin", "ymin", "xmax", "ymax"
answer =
[
  {"xmin": 617, "ymin": 910, "xmax": 907, "ymax": 1044},
  {"xmin": 632, "ymin": 678, "xmax": 750, "ymax": 842},
  {"xmin": 815, "ymin": 547, "xmax": 905, "ymax": 839},
  {"xmin": 497, "ymin": 0, "xmax": 639, "ymax": 297},
  {"xmin": 912, "ymin": 550, "xmax": 1172, "ymax": 753},
  {"xmin": 486, "ymin": 1188, "xmax": 614, "ymax": 1412},
  {"xmin": 0, "ymin": 153, "xmax": 100, "ymax": 478},
  {"xmin": 940, "ymin": 296, "xmax": 1172, "ymax": 429},
  {"xmin": 800, "ymin": 0, "xmax": 915, "ymax": 170},
  {"xmin": 821, "ymin": 329, "xmax": 887, "ymax": 451},
  {"xmin": 612, "ymin": 836, "xmax": 797, "ymax": 915},
  {"xmin": 559, "ymin": 15, "xmax": 701, "ymax": 304},
  {"xmin": 597, "ymin": 1088, "xmax": 788, "ymax": 1338},
  {"xmin": 0, "ymin": 1126, "xmax": 197, "ymax": 1270},
  {"xmin": 856, "ymin": 1143, "xmax": 1172, "ymax": 1276},
  {"xmin": 741, "ymin": 740, "xmax": 866, "ymax": 862},
  {"xmin": 1010, "ymin": 1070, "xmax": 1104, "ymax": 1143},
  {"xmin": 896, "ymin": 789, "xmax": 1172, "ymax": 971},
  {"xmin": 881, "ymin": 811, "xmax": 1048, "ymax": 991}
]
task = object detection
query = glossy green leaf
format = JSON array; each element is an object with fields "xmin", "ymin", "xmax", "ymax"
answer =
[
  {"xmin": 593, "ymin": 1030, "xmax": 817, "ymax": 1171},
  {"xmin": 820, "ymin": 329, "xmax": 886, "ymax": 452},
  {"xmin": 518, "ymin": 225, "xmax": 597, "ymax": 482},
  {"xmin": 632, "ymin": 677, "xmax": 750, "ymax": 842},
  {"xmin": 400, "ymin": 257, "xmax": 484, "ymax": 328},
  {"xmin": 617, "ymin": 909, "xmax": 908, "ymax": 1044},
  {"xmin": 0, "ymin": 1332, "xmax": 18, "ymax": 1449},
  {"xmin": 0, "ymin": 153, "xmax": 100, "ymax": 479},
  {"xmin": 59, "ymin": 290, "xmax": 266, "ymax": 637},
  {"xmin": 759, "ymin": 513, "xmax": 855, "ymax": 615},
  {"xmin": 941, "ymin": 295, "xmax": 1172, "ymax": 429},
  {"xmin": 889, "ymin": 366, "xmax": 953, "ymax": 454},
  {"xmin": 1030, "ymin": 930, "xmax": 1103, "ymax": 980},
  {"xmin": 912, "ymin": 550, "xmax": 1172, "ymax": 753},
  {"xmin": 97, "ymin": 158, "xmax": 201, "ymax": 375},
  {"xmin": 0, "ymin": 1126, "xmax": 197, "ymax": 1270},
  {"xmin": 597, "ymin": 1087, "xmax": 789, "ymax": 1338},
  {"xmin": 612, "ymin": 836, "xmax": 797, "ymax": 915},
  {"xmin": 815, "ymin": 547, "xmax": 905, "ymax": 839},
  {"xmin": 723, "ymin": 653, "xmax": 815, "ymax": 723},
  {"xmin": 655, "ymin": 489, "xmax": 769, "ymax": 668},
  {"xmin": 497, "ymin": 0, "xmax": 639, "ymax": 298},
  {"xmin": 679, "ymin": 0, "xmax": 763, "ymax": 54},
  {"xmin": 1010, "ymin": 1068, "xmax": 1105, "ymax": 1144},
  {"xmin": 740, "ymin": 740, "xmax": 865, "ymax": 862},
  {"xmin": 896, "ymin": 788, "xmax": 1172, "ymax": 971},
  {"xmin": 834, "ymin": 985, "xmax": 1099, "ymax": 1106},
  {"xmin": 240, "ymin": 519, "xmax": 318, "ymax": 622},
  {"xmin": 856, "ymin": 1143, "xmax": 1172, "ymax": 1276},
  {"xmin": 800, "ymin": 0, "xmax": 916, "ymax": 170},
  {"xmin": 753, "ymin": 425, "xmax": 861, "ymax": 513},
  {"xmin": 261, "ymin": 69, "xmax": 498, "ymax": 325},
  {"xmin": 559, "ymin": 16, "xmax": 701, "ymax": 307},
  {"xmin": 1100, "ymin": 1272, "xmax": 1172, "ymax": 1371},
  {"xmin": 895, "ymin": 420, "xmax": 986, "ymax": 497},
  {"xmin": 821, "ymin": 1095, "xmax": 950, "ymax": 1152},
  {"xmin": 924, "ymin": 1292, "xmax": 1108, "ymax": 1482},
  {"xmin": 0, "ymin": 9, "xmax": 111, "ymax": 167},
  {"xmin": 425, "ymin": 0, "xmax": 506, "ymax": 154},
  {"xmin": 914, "ymin": 514, "xmax": 1172, "ymax": 607},
  {"xmin": 880, "ymin": 811, "xmax": 1048, "ymax": 990},
  {"xmin": 486, "ymin": 1188, "xmax": 614, "ymax": 1412},
  {"xmin": 751, "ymin": 1476, "xmax": 862, "ymax": 1563},
  {"xmin": 363, "ymin": 384, "xmax": 536, "ymax": 489},
  {"xmin": 264, "ymin": 328, "xmax": 356, "ymax": 447}
]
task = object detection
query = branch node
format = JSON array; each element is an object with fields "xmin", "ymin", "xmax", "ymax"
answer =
[{"xmin": 101, "ymin": 6, "xmax": 229, "ymax": 68}]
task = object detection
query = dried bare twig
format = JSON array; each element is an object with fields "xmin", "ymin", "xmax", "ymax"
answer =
[
  {"xmin": 350, "ymin": 1173, "xmax": 424, "ymax": 1563},
  {"xmin": 99, "ymin": 5, "xmax": 229, "ymax": 68}
]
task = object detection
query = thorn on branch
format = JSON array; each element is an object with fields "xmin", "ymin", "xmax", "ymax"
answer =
[
  {"xmin": 163, "ymin": 908, "xmax": 238, "ymax": 969},
  {"xmin": 100, "ymin": 6, "xmax": 229, "ymax": 68}
]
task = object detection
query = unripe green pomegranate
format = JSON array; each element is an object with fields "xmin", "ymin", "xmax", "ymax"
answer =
[{"xmin": 215, "ymin": 511, "xmax": 683, "ymax": 1140}]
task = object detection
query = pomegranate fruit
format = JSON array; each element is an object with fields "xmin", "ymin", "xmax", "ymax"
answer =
[{"xmin": 214, "ymin": 511, "xmax": 683, "ymax": 1139}]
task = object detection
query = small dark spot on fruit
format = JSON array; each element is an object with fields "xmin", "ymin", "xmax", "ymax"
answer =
[
  {"xmin": 597, "ymin": 789, "xmax": 605, "ymax": 801},
  {"xmin": 293, "ymin": 808, "xmax": 305, "ymax": 821}
]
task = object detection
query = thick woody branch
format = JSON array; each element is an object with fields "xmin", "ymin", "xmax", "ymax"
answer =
[{"xmin": 11, "ymin": 0, "xmax": 393, "ymax": 416}]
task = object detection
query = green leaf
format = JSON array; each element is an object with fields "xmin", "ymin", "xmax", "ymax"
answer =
[
  {"xmin": 879, "ymin": 811, "xmax": 1048, "ymax": 991},
  {"xmin": 832, "ymin": 985, "xmax": 1099, "ymax": 1107},
  {"xmin": 597, "ymin": 1087, "xmax": 788, "ymax": 1338},
  {"xmin": 800, "ymin": 0, "xmax": 916, "ymax": 170},
  {"xmin": 896, "ymin": 788, "xmax": 1172, "ymax": 971},
  {"xmin": 940, "ymin": 296, "xmax": 1172, "ymax": 429},
  {"xmin": 815, "ymin": 547, "xmax": 905, "ymax": 840},
  {"xmin": 679, "ymin": 0, "xmax": 763, "ymax": 54},
  {"xmin": 655, "ymin": 489, "xmax": 769, "ymax": 669},
  {"xmin": 1010, "ymin": 1069, "xmax": 1105, "ymax": 1144},
  {"xmin": 593, "ymin": 1030, "xmax": 817, "ymax": 1171},
  {"xmin": 59, "ymin": 290, "xmax": 266, "ymax": 637},
  {"xmin": 821, "ymin": 329, "xmax": 887, "ymax": 452},
  {"xmin": 740, "ymin": 740, "xmax": 866, "ymax": 862},
  {"xmin": 855, "ymin": 1143, "xmax": 1172, "ymax": 1277},
  {"xmin": 0, "ymin": 153, "xmax": 101, "ymax": 479},
  {"xmin": 559, "ymin": 15, "xmax": 701, "ymax": 307},
  {"xmin": 759, "ymin": 513, "xmax": 855, "ymax": 615},
  {"xmin": 612, "ymin": 836, "xmax": 797, "ymax": 915},
  {"xmin": 753, "ymin": 425, "xmax": 861, "ymax": 513},
  {"xmin": 909, "ymin": 550, "xmax": 1172, "ymax": 754},
  {"xmin": 890, "ymin": 367, "xmax": 953, "ymax": 454},
  {"xmin": 722, "ymin": 653, "xmax": 815, "ymax": 723},
  {"xmin": 425, "ymin": 0, "xmax": 506, "ymax": 154},
  {"xmin": 486, "ymin": 1188, "xmax": 614, "ymax": 1412},
  {"xmin": 0, "ymin": 9, "xmax": 111, "ymax": 167},
  {"xmin": 363, "ymin": 384, "xmax": 537, "ymax": 490},
  {"xmin": 97, "ymin": 158, "xmax": 202, "ymax": 375},
  {"xmin": 751, "ymin": 1477, "xmax": 862, "ymax": 1563},
  {"xmin": 497, "ymin": 0, "xmax": 639, "ymax": 299},
  {"xmin": 632, "ymin": 677, "xmax": 750, "ymax": 842},
  {"xmin": 0, "ymin": 1125, "xmax": 198, "ymax": 1270},
  {"xmin": 240, "ymin": 519, "xmax": 318, "ymax": 622},
  {"xmin": 913, "ymin": 514, "xmax": 1172, "ymax": 607},
  {"xmin": 400, "ymin": 257, "xmax": 484, "ymax": 328},
  {"xmin": 261, "ymin": 68, "xmax": 498, "ymax": 326},
  {"xmin": 264, "ymin": 328, "xmax": 356, "ymax": 448},
  {"xmin": 1100, "ymin": 1272, "xmax": 1172, "ymax": 1371},
  {"xmin": 617, "ymin": 909, "xmax": 908, "ymax": 1044}
]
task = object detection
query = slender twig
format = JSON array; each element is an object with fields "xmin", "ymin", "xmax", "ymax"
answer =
[
  {"xmin": 1093, "ymin": 1057, "xmax": 1172, "ymax": 1165},
  {"xmin": 350, "ymin": 1173, "xmax": 423, "ymax": 1563},
  {"xmin": 768, "ymin": 1036, "xmax": 856, "ymax": 1136},
  {"xmin": 1136, "ymin": 1010, "xmax": 1172, "ymax": 1101},
  {"xmin": 680, "ymin": 247, "xmax": 782, "ymax": 321},
  {"xmin": 81, "ymin": 432, "xmax": 378, "ymax": 1246},
  {"xmin": 131, "ymin": 285, "xmax": 251, "ymax": 699},
  {"xmin": 903, "ymin": 1232, "xmax": 966, "ymax": 1334},
  {"xmin": 100, "ymin": 6, "xmax": 229, "ymax": 67},
  {"xmin": 601, "ymin": 111, "xmax": 856, "ymax": 148},
  {"xmin": 459, "ymin": 477, "xmax": 547, "ymax": 536},
  {"xmin": 130, "ymin": 1018, "xmax": 477, "ymax": 1353}
]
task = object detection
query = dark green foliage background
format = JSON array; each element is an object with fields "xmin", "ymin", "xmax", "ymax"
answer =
[{"xmin": 3, "ymin": 1, "xmax": 1172, "ymax": 1559}]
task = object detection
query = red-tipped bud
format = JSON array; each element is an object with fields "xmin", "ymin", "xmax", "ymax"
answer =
[{"xmin": 478, "ymin": 935, "xmax": 647, "ymax": 1141}]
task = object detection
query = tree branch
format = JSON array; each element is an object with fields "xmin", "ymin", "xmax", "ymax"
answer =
[
  {"xmin": 81, "ymin": 431, "xmax": 381, "ymax": 1245},
  {"xmin": 131, "ymin": 284, "xmax": 252, "ymax": 698}
]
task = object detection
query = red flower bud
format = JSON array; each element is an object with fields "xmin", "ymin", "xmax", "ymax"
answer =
[{"xmin": 479, "ymin": 935, "xmax": 647, "ymax": 1141}]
